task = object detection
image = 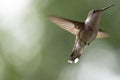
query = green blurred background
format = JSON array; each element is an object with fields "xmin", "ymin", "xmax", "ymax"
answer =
[{"xmin": 0, "ymin": 0, "xmax": 120, "ymax": 80}]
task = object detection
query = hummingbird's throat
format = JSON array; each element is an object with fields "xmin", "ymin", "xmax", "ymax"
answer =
[{"xmin": 85, "ymin": 17, "xmax": 91, "ymax": 23}]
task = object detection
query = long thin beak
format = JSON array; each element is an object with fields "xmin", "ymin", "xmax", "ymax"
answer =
[{"xmin": 100, "ymin": 4, "xmax": 115, "ymax": 11}]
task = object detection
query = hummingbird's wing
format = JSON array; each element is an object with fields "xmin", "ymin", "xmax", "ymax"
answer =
[
  {"xmin": 96, "ymin": 29, "xmax": 110, "ymax": 38},
  {"xmin": 49, "ymin": 15, "xmax": 84, "ymax": 35}
]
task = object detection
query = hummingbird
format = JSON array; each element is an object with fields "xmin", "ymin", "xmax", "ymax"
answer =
[{"xmin": 49, "ymin": 4, "xmax": 115, "ymax": 63}]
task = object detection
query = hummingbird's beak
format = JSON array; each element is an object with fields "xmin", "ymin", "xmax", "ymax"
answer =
[{"xmin": 100, "ymin": 4, "xmax": 115, "ymax": 11}]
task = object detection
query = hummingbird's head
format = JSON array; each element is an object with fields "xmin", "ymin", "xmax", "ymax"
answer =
[
  {"xmin": 88, "ymin": 9, "xmax": 101, "ymax": 17},
  {"xmin": 85, "ymin": 4, "xmax": 115, "ymax": 25},
  {"xmin": 85, "ymin": 9, "xmax": 102, "ymax": 26},
  {"xmin": 88, "ymin": 4, "xmax": 115, "ymax": 16},
  {"xmin": 87, "ymin": 9, "xmax": 101, "ymax": 20}
]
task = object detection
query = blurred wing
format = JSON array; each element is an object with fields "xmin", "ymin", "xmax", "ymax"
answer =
[
  {"xmin": 49, "ymin": 15, "xmax": 84, "ymax": 35},
  {"xmin": 96, "ymin": 30, "xmax": 110, "ymax": 38}
]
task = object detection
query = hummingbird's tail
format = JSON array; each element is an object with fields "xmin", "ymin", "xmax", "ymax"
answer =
[
  {"xmin": 68, "ymin": 35, "xmax": 85, "ymax": 63},
  {"xmin": 68, "ymin": 50, "xmax": 82, "ymax": 63},
  {"xmin": 68, "ymin": 42, "xmax": 84, "ymax": 63}
]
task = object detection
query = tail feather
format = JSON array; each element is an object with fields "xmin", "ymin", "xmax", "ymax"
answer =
[
  {"xmin": 68, "ymin": 36, "xmax": 84, "ymax": 63},
  {"xmin": 68, "ymin": 50, "xmax": 81, "ymax": 63}
]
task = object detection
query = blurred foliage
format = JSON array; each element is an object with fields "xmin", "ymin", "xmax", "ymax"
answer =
[{"xmin": 0, "ymin": 0, "xmax": 120, "ymax": 80}]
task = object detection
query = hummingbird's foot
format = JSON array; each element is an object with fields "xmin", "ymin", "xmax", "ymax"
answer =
[
  {"xmin": 84, "ymin": 42, "xmax": 87, "ymax": 45},
  {"xmin": 84, "ymin": 42, "xmax": 90, "ymax": 45},
  {"xmin": 88, "ymin": 43, "xmax": 90, "ymax": 45}
]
